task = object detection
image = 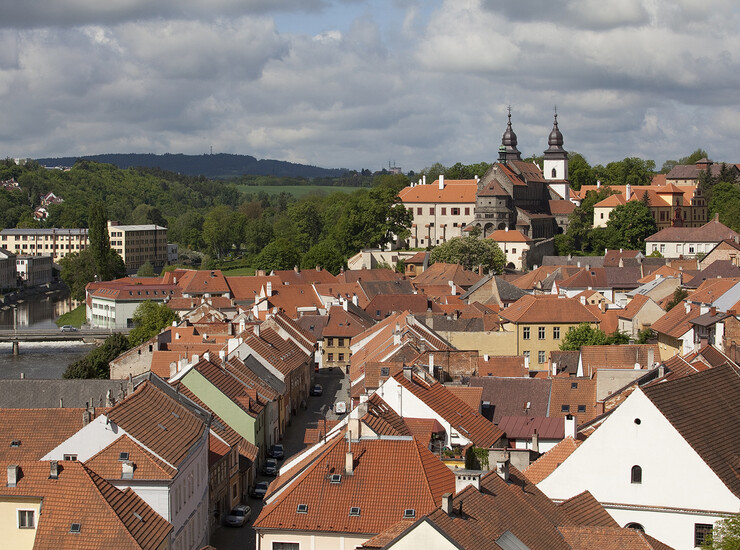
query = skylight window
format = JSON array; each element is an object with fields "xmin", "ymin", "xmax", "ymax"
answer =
[
  {"xmin": 403, "ymin": 509, "xmax": 416, "ymax": 519},
  {"xmin": 119, "ymin": 452, "xmax": 130, "ymax": 461},
  {"xmin": 70, "ymin": 523, "xmax": 81, "ymax": 534},
  {"xmin": 10, "ymin": 439, "xmax": 20, "ymax": 447},
  {"xmin": 349, "ymin": 507, "xmax": 361, "ymax": 517},
  {"xmin": 296, "ymin": 504, "xmax": 308, "ymax": 514},
  {"xmin": 330, "ymin": 474, "xmax": 342, "ymax": 484}
]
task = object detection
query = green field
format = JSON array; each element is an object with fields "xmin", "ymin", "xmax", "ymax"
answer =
[
  {"xmin": 55, "ymin": 304, "xmax": 86, "ymax": 328},
  {"xmin": 236, "ymin": 185, "xmax": 362, "ymax": 197}
]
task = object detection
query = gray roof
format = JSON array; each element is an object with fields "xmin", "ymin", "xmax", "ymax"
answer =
[
  {"xmin": 0, "ymin": 378, "xmax": 144, "ymax": 408},
  {"xmin": 683, "ymin": 261, "xmax": 740, "ymax": 289},
  {"xmin": 469, "ymin": 377, "xmax": 552, "ymax": 424},
  {"xmin": 0, "ymin": 228, "xmax": 88, "ymax": 235}
]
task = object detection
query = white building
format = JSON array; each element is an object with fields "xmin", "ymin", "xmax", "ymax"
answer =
[
  {"xmin": 536, "ymin": 364, "xmax": 740, "ymax": 550},
  {"xmin": 42, "ymin": 379, "xmax": 211, "ymax": 550},
  {"xmin": 485, "ymin": 228, "xmax": 532, "ymax": 270},
  {"xmin": 645, "ymin": 216, "xmax": 739, "ymax": 258},
  {"xmin": 398, "ymin": 176, "xmax": 478, "ymax": 248}
]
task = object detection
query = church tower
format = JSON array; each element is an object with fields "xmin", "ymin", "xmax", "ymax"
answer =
[
  {"xmin": 498, "ymin": 109, "xmax": 522, "ymax": 163},
  {"xmin": 543, "ymin": 112, "xmax": 569, "ymax": 200}
]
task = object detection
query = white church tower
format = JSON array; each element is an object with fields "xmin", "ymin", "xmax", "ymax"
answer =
[{"xmin": 543, "ymin": 112, "xmax": 569, "ymax": 200}]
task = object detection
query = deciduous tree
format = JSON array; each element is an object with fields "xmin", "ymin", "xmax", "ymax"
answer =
[
  {"xmin": 429, "ymin": 235, "xmax": 505, "ymax": 274},
  {"xmin": 129, "ymin": 301, "xmax": 179, "ymax": 347}
]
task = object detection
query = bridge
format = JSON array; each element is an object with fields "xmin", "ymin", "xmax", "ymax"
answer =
[{"xmin": 0, "ymin": 328, "xmax": 131, "ymax": 354}]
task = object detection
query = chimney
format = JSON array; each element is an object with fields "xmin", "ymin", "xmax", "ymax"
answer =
[
  {"xmin": 710, "ymin": 306, "xmax": 717, "ymax": 316},
  {"xmin": 294, "ymin": 265, "xmax": 300, "ymax": 273},
  {"xmin": 121, "ymin": 461, "xmax": 135, "ymax": 479},
  {"xmin": 580, "ymin": 296, "xmax": 586, "ymax": 305},
  {"xmin": 658, "ymin": 364, "xmax": 666, "ymax": 378},
  {"xmin": 531, "ymin": 430, "xmax": 539, "ymax": 453},
  {"xmin": 552, "ymin": 362, "xmax": 558, "ymax": 376},
  {"xmin": 484, "ymin": 354, "xmax": 489, "ymax": 362},
  {"xmin": 219, "ymin": 350, "xmax": 226, "ymax": 364},
  {"xmin": 423, "ymin": 175, "xmax": 427, "ymax": 185},
  {"xmin": 169, "ymin": 362, "xmax": 177, "ymax": 378},
  {"xmin": 7, "ymin": 465, "xmax": 19, "ymax": 487},
  {"xmin": 342, "ymin": 299, "xmax": 348, "ymax": 312},
  {"xmin": 345, "ymin": 451, "xmax": 354, "ymax": 475},
  {"xmin": 524, "ymin": 354, "xmax": 530, "ymax": 370},
  {"xmin": 495, "ymin": 456, "xmax": 510, "ymax": 482},
  {"xmin": 254, "ymin": 323, "xmax": 260, "ymax": 338},
  {"xmin": 439, "ymin": 175, "xmax": 445, "ymax": 190},
  {"xmin": 403, "ymin": 364, "xmax": 412, "ymax": 381},
  {"xmin": 505, "ymin": 226, "xmax": 509, "ymax": 232},
  {"xmin": 428, "ymin": 354, "xmax": 435, "ymax": 376},
  {"xmin": 600, "ymin": 301, "xmax": 606, "ymax": 313},
  {"xmin": 49, "ymin": 460, "xmax": 59, "ymax": 480},
  {"xmin": 352, "ymin": 293, "xmax": 358, "ymax": 306},
  {"xmin": 647, "ymin": 347, "xmax": 654, "ymax": 368},
  {"xmin": 564, "ymin": 414, "xmax": 576, "ymax": 439},
  {"xmin": 266, "ymin": 282, "xmax": 272, "ymax": 296},
  {"xmin": 626, "ymin": 183, "xmax": 632, "ymax": 201},
  {"xmin": 441, "ymin": 493, "xmax": 453, "ymax": 515},
  {"xmin": 348, "ymin": 417, "xmax": 361, "ymax": 441},
  {"xmin": 597, "ymin": 180, "xmax": 601, "ymax": 189},
  {"xmin": 684, "ymin": 302, "xmax": 690, "ymax": 314},
  {"xmin": 455, "ymin": 469, "xmax": 482, "ymax": 493},
  {"xmin": 449, "ymin": 280, "xmax": 456, "ymax": 295}
]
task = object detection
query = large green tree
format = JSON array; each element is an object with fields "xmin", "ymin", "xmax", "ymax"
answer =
[
  {"xmin": 555, "ymin": 188, "xmax": 614, "ymax": 256},
  {"xmin": 560, "ymin": 323, "xmax": 630, "ymax": 350},
  {"xmin": 598, "ymin": 201, "xmax": 658, "ymax": 253},
  {"xmin": 88, "ymin": 201, "xmax": 125, "ymax": 281},
  {"xmin": 301, "ymin": 241, "xmax": 345, "ymax": 274},
  {"xmin": 708, "ymin": 181, "xmax": 740, "ymax": 232},
  {"xmin": 253, "ymin": 238, "xmax": 301, "ymax": 272},
  {"xmin": 59, "ymin": 249, "xmax": 97, "ymax": 301},
  {"xmin": 429, "ymin": 235, "xmax": 506, "ymax": 274},
  {"xmin": 128, "ymin": 301, "xmax": 180, "ymax": 347},
  {"xmin": 593, "ymin": 157, "xmax": 655, "ymax": 187}
]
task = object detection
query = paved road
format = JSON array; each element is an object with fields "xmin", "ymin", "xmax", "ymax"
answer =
[{"xmin": 209, "ymin": 368, "xmax": 350, "ymax": 550}]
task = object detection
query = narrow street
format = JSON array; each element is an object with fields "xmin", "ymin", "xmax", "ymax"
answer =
[{"xmin": 209, "ymin": 368, "xmax": 350, "ymax": 550}]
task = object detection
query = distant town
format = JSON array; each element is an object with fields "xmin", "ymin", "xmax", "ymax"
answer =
[{"xmin": 0, "ymin": 114, "xmax": 738, "ymax": 550}]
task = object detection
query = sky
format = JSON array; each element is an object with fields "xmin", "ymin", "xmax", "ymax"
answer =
[{"xmin": 1, "ymin": 0, "xmax": 740, "ymax": 172}]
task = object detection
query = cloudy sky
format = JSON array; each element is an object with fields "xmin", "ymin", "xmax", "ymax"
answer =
[{"xmin": 1, "ymin": 0, "xmax": 739, "ymax": 171}]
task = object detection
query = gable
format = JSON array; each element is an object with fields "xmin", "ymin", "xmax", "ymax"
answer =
[{"xmin": 537, "ymin": 388, "xmax": 739, "ymax": 513}]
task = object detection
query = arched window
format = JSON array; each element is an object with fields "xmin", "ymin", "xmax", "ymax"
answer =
[
  {"xmin": 631, "ymin": 465, "xmax": 642, "ymax": 484},
  {"xmin": 552, "ymin": 168, "xmax": 557, "ymax": 178},
  {"xmin": 626, "ymin": 523, "xmax": 645, "ymax": 532}
]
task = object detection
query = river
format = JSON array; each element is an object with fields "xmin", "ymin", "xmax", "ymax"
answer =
[{"xmin": 0, "ymin": 291, "xmax": 95, "ymax": 379}]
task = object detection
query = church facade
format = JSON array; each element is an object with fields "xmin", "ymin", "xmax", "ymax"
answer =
[{"xmin": 470, "ymin": 113, "xmax": 573, "ymax": 241}]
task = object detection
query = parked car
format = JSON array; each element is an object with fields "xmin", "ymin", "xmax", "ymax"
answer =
[
  {"xmin": 310, "ymin": 384, "xmax": 323, "ymax": 396},
  {"xmin": 263, "ymin": 458, "xmax": 278, "ymax": 476},
  {"xmin": 268, "ymin": 444, "xmax": 284, "ymax": 460},
  {"xmin": 251, "ymin": 481, "xmax": 269, "ymax": 499},
  {"xmin": 224, "ymin": 504, "xmax": 251, "ymax": 527},
  {"xmin": 334, "ymin": 401, "xmax": 347, "ymax": 415},
  {"xmin": 59, "ymin": 325, "xmax": 78, "ymax": 332}
]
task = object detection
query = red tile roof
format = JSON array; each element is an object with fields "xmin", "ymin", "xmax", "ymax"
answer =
[
  {"xmin": 498, "ymin": 416, "xmax": 564, "ymax": 440},
  {"xmin": 445, "ymin": 386, "xmax": 483, "ymax": 412},
  {"xmin": 411, "ymin": 263, "xmax": 483, "ymax": 289},
  {"xmin": 86, "ymin": 434, "xmax": 177, "ymax": 480},
  {"xmin": 254, "ymin": 434, "xmax": 455, "ymax": 535},
  {"xmin": 477, "ymin": 355, "xmax": 528, "ymax": 377},
  {"xmin": 0, "ymin": 461, "xmax": 171, "ymax": 549},
  {"xmin": 175, "ymin": 269, "xmax": 231, "ymax": 295},
  {"xmin": 523, "ymin": 436, "xmax": 582, "ymax": 484},
  {"xmin": 393, "ymin": 369, "xmax": 504, "ymax": 448},
  {"xmin": 651, "ymin": 301, "xmax": 701, "ymax": 338},
  {"xmin": 645, "ymin": 217, "xmax": 740, "ymax": 243},
  {"xmin": 579, "ymin": 344, "xmax": 660, "ymax": 372},
  {"xmin": 273, "ymin": 267, "xmax": 338, "ymax": 285},
  {"xmin": 501, "ymin": 295, "xmax": 599, "ymax": 324},
  {"xmin": 548, "ymin": 378, "xmax": 597, "ymax": 423},
  {"xmin": 486, "ymin": 229, "xmax": 532, "ymax": 243},
  {"xmin": 398, "ymin": 179, "xmax": 478, "ymax": 204},
  {"xmin": 557, "ymin": 490, "xmax": 618, "ymax": 528}
]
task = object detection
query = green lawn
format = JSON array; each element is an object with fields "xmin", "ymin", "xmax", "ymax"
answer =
[
  {"xmin": 236, "ymin": 184, "xmax": 361, "ymax": 198},
  {"xmin": 55, "ymin": 304, "xmax": 86, "ymax": 328}
]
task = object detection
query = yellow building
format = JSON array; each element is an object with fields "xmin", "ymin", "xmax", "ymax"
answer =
[
  {"xmin": 499, "ymin": 295, "xmax": 600, "ymax": 371},
  {"xmin": 108, "ymin": 221, "xmax": 168, "ymax": 272}
]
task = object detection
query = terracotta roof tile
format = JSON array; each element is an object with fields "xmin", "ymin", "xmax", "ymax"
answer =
[
  {"xmin": 469, "ymin": 377, "xmax": 552, "ymax": 423},
  {"xmin": 0, "ymin": 461, "xmax": 171, "ymax": 549},
  {"xmin": 86, "ymin": 434, "xmax": 177, "ymax": 480},
  {"xmin": 523, "ymin": 436, "xmax": 582, "ymax": 484},
  {"xmin": 477, "ymin": 355, "xmax": 528, "ymax": 377},
  {"xmin": 548, "ymin": 378, "xmax": 597, "ymax": 422},
  {"xmin": 559, "ymin": 525, "xmax": 675, "ymax": 550},
  {"xmin": 651, "ymin": 301, "xmax": 701, "ymax": 338},
  {"xmin": 272, "ymin": 268, "xmax": 338, "ymax": 285},
  {"xmin": 106, "ymin": 381, "xmax": 207, "ymax": 469},
  {"xmin": 254, "ymin": 435, "xmax": 455, "ymax": 535},
  {"xmin": 557, "ymin": 490, "xmax": 618, "ymax": 527},
  {"xmin": 645, "ymin": 218, "xmax": 739, "ymax": 243},
  {"xmin": 445, "ymin": 386, "xmax": 483, "ymax": 412},
  {"xmin": 486, "ymin": 229, "xmax": 532, "ymax": 243},
  {"xmin": 498, "ymin": 416, "xmax": 564, "ymax": 440},
  {"xmin": 501, "ymin": 295, "xmax": 599, "ymax": 324},
  {"xmin": 399, "ymin": 179, "xmax": 478, "ymax": 204},
  {"xmin": 393, "ymin": 370, "xmax": 504, "ymax": 447},
  {"xmin": 579, "ymin": 344, "xmax": 660, "ymax": 372},
  {"xmin": 411, "ymin": 263, "xmax": 483, "ymax": 289}
]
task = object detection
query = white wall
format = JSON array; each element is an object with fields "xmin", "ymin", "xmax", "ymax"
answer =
[
  {"xmin": 387, "ymin": 519, "xmax": 459, "ymax": 550},
  {"xmin": 537, "ymin": 388, "xmax": 739, "ymax": 550}
]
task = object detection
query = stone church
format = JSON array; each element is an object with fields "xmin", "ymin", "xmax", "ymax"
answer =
[{"xmin": 471, "ymin": 113, "xmax": 574, "ymax": 240}]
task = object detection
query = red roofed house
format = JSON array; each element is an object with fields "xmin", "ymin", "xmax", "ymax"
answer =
[
  {"xmin": 537, "ymin": 364, "xmax": 740, "ymax": 550},
  {"xmin": 499, "ymin": 295, "xmax": 600, "ymax": 372},
  {"xmin": 645, "ymin": 216, "xmax": 739, "ymax": 258},
  {"xmin": 399, "ymin": 176, "xmax": 478, "ymax": 248},
  {"xmin": 486, "ymin": 227, "xmax": 532, "ymax": 270},
  {"xmin": 253, "ymin": 415, "xmax": 456, "ymax": 550}
]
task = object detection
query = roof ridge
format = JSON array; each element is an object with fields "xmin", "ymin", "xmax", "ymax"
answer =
[{"xmin": 79, "ymin": 462, "xmax": 144, "ymax": 549}]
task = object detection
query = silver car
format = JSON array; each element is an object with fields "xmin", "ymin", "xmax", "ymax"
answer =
[{"xmin": 224, "ymin": 504, "xmax": 251, "ymax": 527}]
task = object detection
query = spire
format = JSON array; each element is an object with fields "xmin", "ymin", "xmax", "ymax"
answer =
[
  {"xmin": 544, "ymin": 108, "xmax": 568, "ymax": 160},
  {"xmin": 498, "ymin": 107, "xmax": 522, "ymax": 162}
]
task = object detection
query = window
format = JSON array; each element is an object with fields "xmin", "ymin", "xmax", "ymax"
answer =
[
  {"xmin": 70, "ymin": 523, "xmax": 81, "ymax": 534},
  {"xmin": 561, "ymin": 405, "xmax": 570, "ymax": 413},
  {"xmin": 326, "ymin": 338, "xmax": 333, "ymax": 346},
  {"xmin": 338, "ymin": 353, "xmax": 345, "ymax": 361},
  {"xmin": 296, "ymin": 504, "xmax": 308, "ymax": 513},
  {"xmin": 18, "ymin": 510, "xmax": 35, "ymax": 529},
  {"xmin": 523, "ymin": 351, "xmax": 530, "ymax": 361},
  {"xmin": 273, "ymin": 544, "xmax": 299, "ymax": 550},
  {"xmin": 417, "ymin": 208, "xmax": 422, "ymax": 215},
  {"xmin": 553, "ymin": 327, "xmax": 560, "ymax": 339},
  {"xmin": 571, "ymin": 382, "xmax": 578, "ymax": 389},
  {"xmin": 626, "ymin": 523, "xmax": 644, "ymax": 532},
  {"xmin": 511, "ymin": 248, "xmax": 516, "ymax": 254},
  {"xmin": 600, "ymin": 213, "xmax": 604, "ymax": 219},
  {"xmin": 577, "ymin": 405, "xmax": 586, "ymax": 413},
  {"xmin": 349, "ymin": 507, "xmax": 361, "ymax": 516},
  {"xmin": 63, "ymin": 454, "xmax": 77, "ymax": 461},
  {"xmin": 441, "ymin": 208, "xmax": 446, "ymax": 215},
  {"xmin": 631, "ymin": 465, "xmax": 642, "ymax": 484},
  {"xmin": 538, "ymin": 327, "xmax": 545, "ymax": 340},
  {"xmin": 465, "ymin": 208, "xmax": 470, "ymax": 215},
  {"xmin": 660, "ymin": 244, "xmax": 665, "ymax": 253},
  {"xmin": 451, "ymin": 208, "xmax": 460, "ymax": 215},
  {"xmin": 695, "ymin": 524, "xmax": 713, "ymax": 547},
  {"xmin": 327, "ymin": 353, "xmax": 333, "ymax": 361},
  {"xmin": 688, "ymin": 245, "xmax": 695, "ymax": 254},
  {"xmin": 338, "ymin": 338, "xmax": 344, "ymax": 347},
  {"xmin": 403, "ymin": 509, "xmax": 416, "ymax": 519},
  {"xmin": 538, "ymin": 351, "xmax": 546, "ymax": 364},
  {"xmin": 429, "ymin": 208, "xmax": 434, "ymax": 215},
  {"xmin": 523, "ymin": 327, "xmax": 530, "ymax": 340}
]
